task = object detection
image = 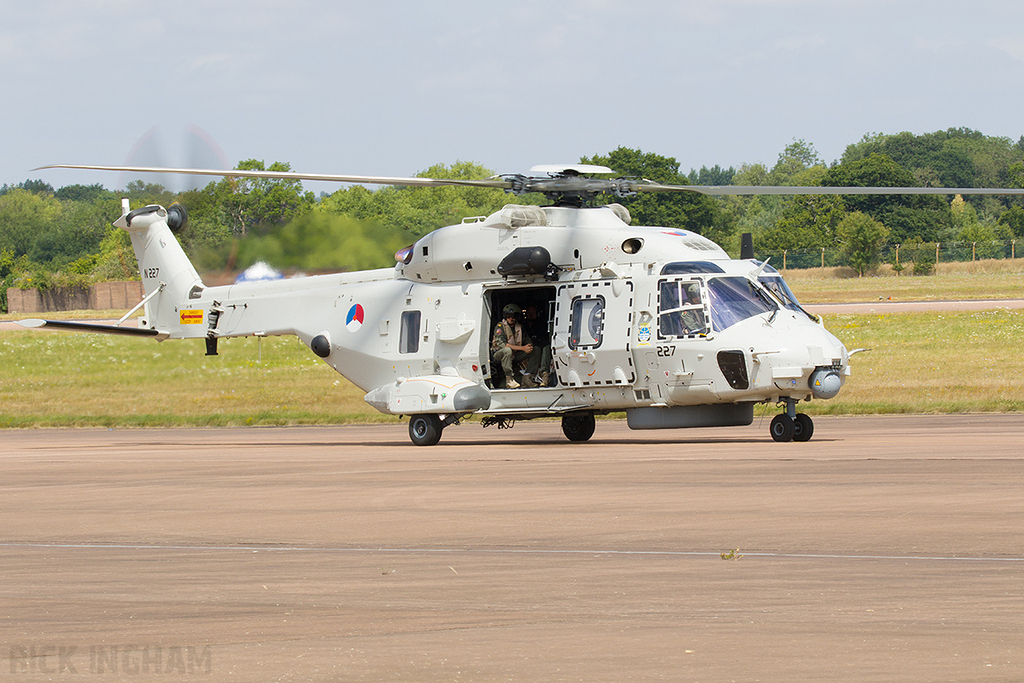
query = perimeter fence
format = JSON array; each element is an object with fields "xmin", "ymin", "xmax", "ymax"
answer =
[{"xmin": 755, "ymin": 239, "xmax": 1021, "ymax": 271}]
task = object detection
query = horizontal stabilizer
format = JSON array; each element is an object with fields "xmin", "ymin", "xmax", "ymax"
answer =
[{"xmin": 16, "ymin": 319, "xmax": 163, "ymax": 337}]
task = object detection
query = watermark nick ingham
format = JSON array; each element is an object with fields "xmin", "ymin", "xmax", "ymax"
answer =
[{"xmin": 9, "ymin": 644, "xmax": 212, "ymax": 675}]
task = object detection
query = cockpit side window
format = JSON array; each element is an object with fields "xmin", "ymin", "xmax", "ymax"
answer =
[{"xmin": 657, "ymin": 279, "xmax": 707, "ymax": 339}]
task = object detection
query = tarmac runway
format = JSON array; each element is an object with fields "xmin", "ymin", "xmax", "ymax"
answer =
[
  {"xmin": 806, "ymin": 298, "xmax": 1024, "ymax": 314},
  {"xmin": 2, "ymin": 415, "xmax": 1023, "ymax": 681}
]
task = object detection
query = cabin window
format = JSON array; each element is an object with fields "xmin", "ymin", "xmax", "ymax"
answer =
[
  {"xmin": 569, "ymin": 296, "xmax": 604, "ymax": 349},
  {"xmin": 657, "ymin": 280, "xmax": 707, "ymax": 338},
  {"xmin": 400, "ymin": 310, "xmax": 421, "ymax": 353}
]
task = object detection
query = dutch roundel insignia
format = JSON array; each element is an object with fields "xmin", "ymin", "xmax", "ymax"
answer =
[{"xmin": 346, "ymin": 304, "xmax": 365, "ymax": 332}]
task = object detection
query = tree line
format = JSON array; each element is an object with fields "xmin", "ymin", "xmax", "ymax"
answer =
[{"xmin": 4, "ymin": 128, "xmax": 1024, "ymax": 311}]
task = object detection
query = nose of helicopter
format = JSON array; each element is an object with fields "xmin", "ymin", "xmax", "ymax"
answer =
[
  {"xmin": 802, "ymin": 323, "xmax": 849, "ymax": 399},
  {"xmin": 756, "ymin": 315, "xmax": 849, "ymax": 401}
]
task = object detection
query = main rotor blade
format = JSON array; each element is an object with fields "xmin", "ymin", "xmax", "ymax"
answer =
[
  {"xmin": 630, "ymin": 181, "xmax": 1024, "ymax": 196},
  {"xmin": 33, "ymin": 164, "xmax": 514, "ymax": 190},
  {"xmin": 34, "ymin": 164, "xmax": 1024, "ymax": 196}
]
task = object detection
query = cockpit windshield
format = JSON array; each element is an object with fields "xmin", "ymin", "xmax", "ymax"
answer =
[
  {"xmin": 707, "ymin": 277, "xmax": 776, "ymax": 332},
  {"xmin": 758, "ymin": 275, "xmax": 814, "ymax": 320},
  {"xmin": 759, "ymin": 275, "xmax": 800, "ymax": 309}
]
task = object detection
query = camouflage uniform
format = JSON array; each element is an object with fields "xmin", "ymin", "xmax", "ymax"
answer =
[{"xmin": 491, "ymin": 320, "xmax": 541, "ymax": 385}]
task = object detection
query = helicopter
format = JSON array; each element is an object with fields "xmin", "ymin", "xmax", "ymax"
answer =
[{"xmin": 22, "ymin": 163, "xmax": 1024, "ymax": 445}]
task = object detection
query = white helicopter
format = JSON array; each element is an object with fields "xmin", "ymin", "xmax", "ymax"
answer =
[{"xmin": 23, "ymin": 163, "xmax": 1024, "ymax": 445}]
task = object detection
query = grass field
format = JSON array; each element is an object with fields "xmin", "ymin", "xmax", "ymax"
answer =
[
  {"xmin": 782, "ymin": 258, "xmax": 1024, "ymax": 303},
  {"xmin": 0, "ymin": 333, "xmax": 394, "ymax": 428},
  {"xmin": 815, "ymin": 309, "xmax": 1024, "ymax": 415},
  {"xmin": 2, "ymin": 261, "xmax": 1023, "ymax": 427}
]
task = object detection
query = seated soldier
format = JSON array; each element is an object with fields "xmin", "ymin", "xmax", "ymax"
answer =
[{"xmin": 491, "ymin": 303, "xmax": 542, "ymax": 389}]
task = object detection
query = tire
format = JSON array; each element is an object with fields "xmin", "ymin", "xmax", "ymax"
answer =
[
  {"xmin": 408, "ymin": 414, "xmax": 443, "ymax": 446},
  {"xmin": 770, "ymin": 413, "xmax": 795, "ymax": 443},
  {"xmin": 793, "ymin": 413, "xmax": 814, "ymax": 442},
  {"xmin": 562, "ymin": 413, "xmax": 596, "ymax": 442}
]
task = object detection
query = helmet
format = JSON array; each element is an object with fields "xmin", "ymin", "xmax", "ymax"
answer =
[{"xmin": 502, "ymin": 303, "xmax": 522, "ymax": 316}]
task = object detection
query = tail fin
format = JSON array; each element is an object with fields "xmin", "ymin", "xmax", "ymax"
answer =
[{"xmin": 114, "ymin": 199, "xmax": 204, "ymax": 332}]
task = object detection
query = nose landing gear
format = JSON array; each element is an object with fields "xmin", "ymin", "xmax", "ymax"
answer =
[{"xmin": 770, "ymin": 400, "xmax": 814, "ymax": 442}]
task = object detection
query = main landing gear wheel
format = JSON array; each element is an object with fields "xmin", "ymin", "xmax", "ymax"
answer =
[
  {"xmin": 409, "ymin": 414, "xmax": 443, "ymax": 446},
  {"xmin": 562, "ymin": 413, "xmax": 596, "ymax": 442},
  {"xmin": 792, "ymin": 413, "xmax": 814, "ymax": 442},
  {"xmin": 770, "ymin": 412, "xmax": 814, "ymax": 443},
  {"xmin": 769, "ymin": 414, "xmax": 794, "ymax": 442}
]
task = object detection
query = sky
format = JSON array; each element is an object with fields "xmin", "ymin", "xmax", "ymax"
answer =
[{"xmin": 4, "ymin": 0, "xmax": 1024, "ymax": 194}]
